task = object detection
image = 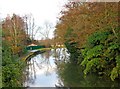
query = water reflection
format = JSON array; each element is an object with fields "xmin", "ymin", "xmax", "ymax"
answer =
[
  {"xmin": 24, "ymin": 48, "xmax": 69, "ymax": 87},
  {"xmin": 57, "ymin": 59, "xmax": 120, "ymax": 87},
  {"xmin": 24, "ymin": 48, "xmax": 119, "ymax": 87}
]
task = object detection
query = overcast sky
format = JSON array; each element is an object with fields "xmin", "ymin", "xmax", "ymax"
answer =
[
  {"xmin": 0, "ymin": 0, "xmax": 68, "ymax": 40},
  {"xmin": 1, "ymin": 0, "xmax": 118, "ymax": 40}
]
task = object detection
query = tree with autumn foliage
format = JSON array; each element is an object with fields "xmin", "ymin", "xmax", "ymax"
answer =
[
  {"xmin": 1, "ymin": 14, "xmax": 27, "ymax": 87},
  {"xmin": 54, "ymin": 2, "xmax": 120, "ymax": 81},
  {"xmin": 2, "ymin": 14, "xmax": 28, "ymax": 55},
  {"xmin": 55, "ymin": 2, "xmax": 119, "ymax": 47}
]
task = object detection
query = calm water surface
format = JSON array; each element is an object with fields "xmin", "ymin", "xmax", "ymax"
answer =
[
  {"xmin": 24, "ymin": 48, "xmax": 120, "ymax": 87},
  {"xmin": 24, "ymin": 48, "xmax": 68, "ymax": 87}
]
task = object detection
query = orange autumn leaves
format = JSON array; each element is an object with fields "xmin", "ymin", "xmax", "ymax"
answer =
[
  {"xmin": 2, "ymin": 14, "xmax": 27, "ymax": 54},
  {"xmin": 54, "ymin": 2, "xmax": 118, "ymax": 48}
]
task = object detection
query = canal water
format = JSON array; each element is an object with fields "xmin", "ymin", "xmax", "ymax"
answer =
[
  {"xmin": 24, "ymin": 48, "xmax": 69, "ymax": 87},
  {"xmin": 24, "ymin": 48, "xmax": 119, "ymax": 87}
]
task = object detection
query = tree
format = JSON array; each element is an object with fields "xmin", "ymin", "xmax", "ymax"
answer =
[
  {"xmin": 24, "ymin": 14, "xmax": 37, "ymax": 41},
  {"xmin": 81, "ymin": 30, "xmax": 120, "ymax": 81},
  {"xmin": 37, "ymin": 21, "xmax": 53, "ymax": 47},
  {"xmin": 54, "ymin": 2, "xmax": 119, "ymax": 48},
  {"xmin": 2, "ymin": 37, "xmax": 26, "ymax": 87},
  {"xmin": 2, "ymin": 14, "xmax": 27, "ymax": 55},
  {"xmin": 37, "ymin": 21, "xmax": 53, "ymax": 39},
  {"xmin": 54, "ymin": 1, "xmax": 120, "ymax": 81}
]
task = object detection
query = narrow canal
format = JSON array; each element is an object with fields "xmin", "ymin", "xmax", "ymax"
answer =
[
  {"xmin": 24, "ymin": 48, "xmax": 119, "ymax": 87},
  {"xmin": 24, "ymin": 48, "xmax": 68, "ymax": 87}
]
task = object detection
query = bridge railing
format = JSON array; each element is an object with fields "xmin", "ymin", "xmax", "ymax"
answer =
[{"xmin": 26, "ymin": 45, "xmax": 45, "ymax": 50}]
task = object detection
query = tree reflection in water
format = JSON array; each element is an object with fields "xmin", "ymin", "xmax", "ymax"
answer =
[
  {"xmin": 23, "ymin": 48, "xmax": 69, "ymax": 87},
  {"xmin": 56, "ymin": 56, "xmax": 119, "ymax": 87},
  {"xmin": 23, "ymin": 48, "xmax": 119, "ymax": 87},
  {"xmin": 24, "ymin": 48, "xmax": 120, "ymax": 87},
  {"xmin": 45, "ymin": 51, "xmax": 52, "ymax": 76}
]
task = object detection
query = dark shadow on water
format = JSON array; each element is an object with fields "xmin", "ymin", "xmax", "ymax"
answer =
[{"xmin": 56, "ymin": 62, "xmax": 120, "ymax": 87}]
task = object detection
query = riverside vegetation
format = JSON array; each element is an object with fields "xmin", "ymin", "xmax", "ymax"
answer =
[
  {"xmin": 54, "ymin": 2, "xmax": 120, "ymax": 83},
  {"xmin": 1, "ymin": 2, "xmax": 120, "ymax": 87}
]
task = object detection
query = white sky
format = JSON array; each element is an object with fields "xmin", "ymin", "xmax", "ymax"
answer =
[
  {"xmin": 0, "ymin": 0, "xmax": 68, "ymax": 40},
  {"xmin": 1, "ymin": 0, "xmax": 118, "ymax": 40}
]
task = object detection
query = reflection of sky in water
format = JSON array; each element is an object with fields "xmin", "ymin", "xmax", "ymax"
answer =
[
  {"xmin": 24, "ymin": 48, "xmax": 69, "ymax": 87},
  {"xmin": 25, "ymin": 48, "xmax": 119, "ymax": 87},
  {"xmin": 25, "ymin": 51, "xmax": 58, "ymax": 87},
  {"xmin": 30, "ymin": 72, "xmax": 57, "ymax": 87}
]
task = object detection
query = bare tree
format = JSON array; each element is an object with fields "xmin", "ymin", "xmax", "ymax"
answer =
[
  {"xmin": 24, "ymin": 14, "xmax": 53, "ymax": 42},
  {"xmin": 38, "ymin": 21, "xmax": 53, "ymax": 40},
  {"xmin": 24, "ymin": 14, "xmax": 37, "ymax": 41}
]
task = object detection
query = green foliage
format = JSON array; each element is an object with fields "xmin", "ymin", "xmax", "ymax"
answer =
[
  {"xmin": 57, "ymin": 61, "xmax": 119, "ymax": 87},
  {"xmin": 110, "ymin": 67, "xmax": 118, "ymax": 81},
  {"xmin": 2, "ymin": 41, "xmax": 26, "ymax": 87},
  {"xmin": 87, "ymin": 31, "xmax": 110, "ymax": 48},
  {"xmin": 86, "ymin": 45, "xmax": 103, "ymax": 59},
  {"xmin": 81, "ymin": 30, "xmax": 120, "ymax": 81},
  {"xmin": 83, "ymin": 58, "xmax": 101, "ymax": 75},
  {"xmin": 64, "ymin": 27, "xmax": 81, "ymax": 63},
  {"xmin": 65, "ymin": 40, "xmax": 80, "ymax": 63},
  {"xmin": 110, "ymin": 55, "xmax": 120, "ymax": 81}
]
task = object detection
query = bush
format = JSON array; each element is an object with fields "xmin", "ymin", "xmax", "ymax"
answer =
[
  {"xmin": 2, "ymin": 41, "xmax": 26, "ymax": 87},
  {"xmin": 81, "ymin": 30, "xmax": 120, "ymax": 81}
]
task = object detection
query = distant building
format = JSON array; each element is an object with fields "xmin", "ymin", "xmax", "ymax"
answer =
[{"xmin": 28, "ymin": 43, "xmax": 37, "ymax": 46}]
